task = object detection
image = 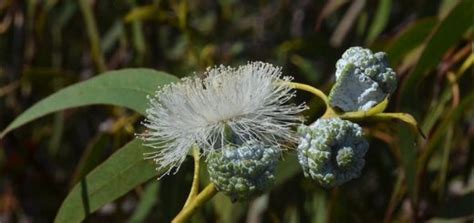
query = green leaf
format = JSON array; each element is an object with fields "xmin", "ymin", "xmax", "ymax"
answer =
[
  {"xmin": 69, "ymin": 134, "xmax": 110, "ymax": 187},
  {"xmin": 365, "ymin": 0, "xmax": 391, "ymax": 44},
  {"xmin": 418, "ymin": 92, "xmax": 474, "ymax": 170},
  {"xmin": 400, "ymin": 0, "xmax": 472, "ymax": 109},
  {"xmin": 398, "ymin": 123, "xmax": 417, "ymax": 200},
  {"xmin": 212, "ymin": 193, "xmax": 246, "ymax": 223},
  {"xmin": 129, "ymin": 182, "xmax": 160, "ymax": 223},
  {"xmin": 371, "ymin": 112, "xmax": 423, "ymax": 137},
  {"xmin": 101, "ymin": 20, "xmax": 125, "ymax": 54},
  {"xmin": 124, "ymin": 5, "xmax": 161, "ymax": 23},
  {"xmin": 1, "ymin": 68, "xmax": 178, "ymax": 138},
  {"xmin": 54, "ymin": 139, "xmax": 159, "ymax": 223},
  {"xmin": 385, "ymin": 18, "xmax": 438, "ymax": 65},
  {"xmin": 436, "ymin": 191, "xmax": 474, "ymax": 219},
  {"xmin": 275, "ymin": 154, "xmax": 301, "ymax": 186},
  {"xmin": 290, "ymin": 55, "xmax": 321, "ymax": 84},
  {"xmin": 339, "ymin": 97, "xmax": 389, "ymax": 119},
  {"xmin": 311, "ymin": 189, "xmax": 327, "ymax": 223}
]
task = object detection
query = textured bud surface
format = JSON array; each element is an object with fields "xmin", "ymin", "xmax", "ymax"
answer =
[
  {"xmin": 207, "ymin": 142, "xmax": 280, "ymax": 201},
  {"xmin": 297, "ymin": 118, "xmax": 369, "ymax": 188},
  {"xmin": 329, "ymin": 46, "xmax": 397, "ymax": 112}
]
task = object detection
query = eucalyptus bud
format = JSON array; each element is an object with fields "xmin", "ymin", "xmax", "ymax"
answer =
[
  {"xmin": 329, "ymin": 47, "xmax": 397, "ymax": 112},
  {"xmin": 207, "ymin": 142, "xmax": 280, "ymax": 201},
  {"xmin": 297, "ymin": 118, "xmax": 368, "ymax": 188}
]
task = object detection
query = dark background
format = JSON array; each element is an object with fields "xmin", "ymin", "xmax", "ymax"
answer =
[{"xmin": 0, "ymin": 0, "xmax": 472, "ymax": 222}]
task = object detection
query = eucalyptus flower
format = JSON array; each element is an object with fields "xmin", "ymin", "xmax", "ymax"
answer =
[
  {"xmin": 329, "ymin": 47, "xmax": 397, "ymax": 112},
  {"xmin": 139, "ymin": 62, "xmax": 306, "ymax": 177}
]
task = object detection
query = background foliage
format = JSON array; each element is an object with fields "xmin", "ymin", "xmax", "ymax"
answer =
[{"xmin": 0, "ymin": 0, "xmax": 472, "ymax": 222}]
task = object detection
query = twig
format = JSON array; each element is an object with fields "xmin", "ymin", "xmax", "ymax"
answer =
[
  {"xmin": 182, "ymin": 146, "xmax": 200, "ymax": 208},
  {"xmin": 172, "ymin": 183, "xmax": 218, "ymax": 223}
]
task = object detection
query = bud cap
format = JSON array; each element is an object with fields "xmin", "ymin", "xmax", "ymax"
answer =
[{"xmin": 329, "ymin": 47, "xmax": 397, "ymax": 112}]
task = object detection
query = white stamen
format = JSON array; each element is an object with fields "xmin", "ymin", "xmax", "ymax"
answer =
[{"xmin": 138, "ymin": 61, "xmax": 306, "ymax": 177}]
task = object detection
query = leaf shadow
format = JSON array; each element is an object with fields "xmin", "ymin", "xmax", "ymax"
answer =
[{"xmin": 80, "ymin": 179, "xmax": 91, "ymax": 216}]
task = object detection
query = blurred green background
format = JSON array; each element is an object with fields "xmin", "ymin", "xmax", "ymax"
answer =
[{"xmin": 0, "ymin": 0, "xmax": 472, "ymax": 222}]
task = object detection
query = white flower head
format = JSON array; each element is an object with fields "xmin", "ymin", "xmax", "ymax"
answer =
[{"xmin": 139, "ymin": 61, "xmax": 306, "ymax": 177}]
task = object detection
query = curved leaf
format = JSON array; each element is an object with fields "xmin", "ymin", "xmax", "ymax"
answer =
[
  {"xmin": 366, "ymin": 0, "xmax": 391, "ymax": 44},
  {"xmin": 129, "ymin": 182, "xmax": 160, "ymax": 222},
  {"xmin": 124, "ymin": 4, "xmax": 159, "ymax": 23},
  {"xmin": 339, "ymin": 97, "xmax": 389, "ymax": 119},
  {"xmin": 1, "ymin": 68, "xmax": 178, "ymax": 138},
  {"xmin": 54, "ymin": 139, "xmax": 160, "ymax": 223},
  {"xmin": 436, "ymin": 191, "xmax": 474, "ymax": 219},
  {"xmin": 385, "ymin": 18, "xmax": 438, "ymax": 65},
  {"xmin": 400, "ymin": 0, "xmax": 472, "ymax": 109},
  {"xmin": 275, "ymin": 154, "xmax": 301, "ymax": 186}
]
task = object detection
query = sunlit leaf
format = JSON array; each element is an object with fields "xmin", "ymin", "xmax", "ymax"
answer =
[
  {"xmin": 129, "ymin": 182, "xmax": 160, "ymax": 223},
  {"xmin": 385, "ymin": 18, "xmax": 437, "ymax": 65},
  {"xmin": 372, "ymin": 112, "xmax": 424, "ymax": 137},
  {"xmin": 212, "ymin": 193, "xmax": 245, "ymax": 223},
  {"xmin": 55, "ymin": 139, "xmax": 159, "ymax": 223},
  {"xmin": 400, "ymin": 0, "xmax": 472, "ymax": 110},
  {"xmin": 418, "ymin": 92, "xmax": 474, "ymax": 170},
  {"xmin": 275, "ymin": 154, "xmax": 301, "ymax": 186},
  {"xmin": 1, "ymin": 68, "xmax": 178, "ymax": 138},
  {"xmin": 398, "ymin": 124, "xmax": 418, "ymax": 199},
  {"xmin": 69, "ymin": 134, "xmax": 110, "ymax": 187},
  {"xmin": 311, "ymin": 189, "xmax": 327, "ymax": 223},
  {"xmin": 315, "ymin": 0, "xmax": 349, "ymax": 30},
  {"xmin": 124, "ymin": 5, "xmax": 160, "ymax": 23},
  {"xmin": 366, "ymin": 0, "xmax": 391, "ymax": 44},
  {"xmin": 339, "ymin": 97, "xmax": 389, "ymax": 119},
  {"xmin": 290, "ymin": 55, "xmax": 322, "ymax": 84}
]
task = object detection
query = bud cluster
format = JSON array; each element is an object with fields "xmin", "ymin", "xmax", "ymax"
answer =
[
  {"xmin": 207, "ymin": 141, "xmax": 280, "ymax": 201},
  {"xmin": 297, "ymin": 118, "xmax": 368, "ymax": 188},
  {"xmin": 329, "ymin": 47, "xmax": 397, "ymax": 112}
]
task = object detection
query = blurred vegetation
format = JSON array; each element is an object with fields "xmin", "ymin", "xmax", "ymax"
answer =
[{"xmin": 0, "ymin": 0, "xmax": 472, "ymax": 222}]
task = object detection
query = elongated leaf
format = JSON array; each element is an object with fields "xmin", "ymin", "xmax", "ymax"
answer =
[
  {"xmin": 124, "ymin": 5, "xmax": 160, "ymax": 23},
  {"xmin": 400, "ymin": 0, "xmax": 472, "ymax": 108},
  {"xmin": 373, "ymin": 112, "xmax": 423, "ymax": 136},
  {"xmin": 69, "ymin": 134, "xmax": 110, "ymax": 187},
  {"xmin": 366, "ymin": 0, "xmax": 391, "ymax": 44},
  {"xmin": 399, "ymin": 124, "xmax": 417, "ymax": 199},
  {"xmin": 311, "ymin": 189, "xmax": 327, "ymax": 223},
  {"xmin": 129, "ymin": 182, "xmax": 160, "ymax": 223},
  {"xmin": 1, "ymin": 68, "xmax": 178, "ymax": 138},
  {"xmin": 436, "ymin": 191, "xmax": 474, "ymax": 219},
  {"xmin": 55, "ymin": 139, "xmax": 159, "ymax": 223},
  {"xmin": 275, "ymin": 154, "xmax": 301, "ymax": 186},
  {"xmin": 418, "ymin": 92, "xmax": 474, "ymax": 169},
  {"xmin": 385, "ymin": 18, "xmax": 437, "ymax": 65},
  {"xmin": 339, "ymin": 97, "xmax": 389, "ymax": 119},
  {"xmin": 290, "ymin": 55, "xmax": 322, "ymax": 84},
  {"xmin": 212, "ymin": 193, "xmax": 246, "ymax": 223}
]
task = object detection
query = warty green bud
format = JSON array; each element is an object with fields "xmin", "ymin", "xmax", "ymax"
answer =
[
  {"xmin": 297, "ymin": 118, "xmax": 369, "ymax": 188},
  {"xmin": 329, "ymin": 46, "xmax": 397, "ymax": 112},
  {"xmin": 207, "ymin": 141, "xmax": 280, "ymax": 201}
]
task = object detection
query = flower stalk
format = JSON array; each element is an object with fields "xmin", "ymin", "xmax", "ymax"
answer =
[
  {"xmin": 283, "ymin": 81, "xmax": 338, "ymax": 118},
  {"xmin": 172, "ymin": 183, "xmax": 218, "ymax": 223},
  {"xmin": 182, "ymin": 146, "xmax": 201, "ymax": 208},
  {"xmin": 287, "ymin": 81, "xmax": 421, "ymax": 134}
]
